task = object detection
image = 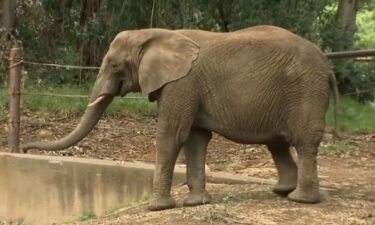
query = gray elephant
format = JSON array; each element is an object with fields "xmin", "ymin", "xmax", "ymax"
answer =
[{"xmin": 22, "ymin": 25, "xmax": 338, "ymax": 211}]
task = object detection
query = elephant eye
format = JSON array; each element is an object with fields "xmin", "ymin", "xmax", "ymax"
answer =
[{"xmin": 110, "ymin": 62, "xmax": 120, "ymax": 73}]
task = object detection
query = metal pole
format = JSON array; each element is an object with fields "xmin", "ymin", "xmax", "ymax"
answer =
[
  {"xmin": 326, "ymin": 49, "xmax": 375, "ymax": 59},
  {"xmin": 8, "ymin": 48, "xmax": 22, "ymax": 153}
]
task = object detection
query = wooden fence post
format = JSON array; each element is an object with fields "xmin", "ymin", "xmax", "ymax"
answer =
[{"xmin": 8, "ymin": 47, "xmax": 22, "ymax": 153}]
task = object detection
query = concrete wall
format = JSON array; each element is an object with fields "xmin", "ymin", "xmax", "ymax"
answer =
[{"xmin": 0, "ymin": 153, "xmax": 186, "ymax": 225}]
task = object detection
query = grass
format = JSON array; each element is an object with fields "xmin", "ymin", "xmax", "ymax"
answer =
[
  {"xmin": 209, "ymin": 160, "xmax": 232, "ymax": 171},
  {"xmin": 326, "ymin": 97, "xmax": 375, "ymax": 133},
  {"xmin": 0, "ymin": 87, "xmax": 7, "ymax": 119},
  {"xmin": 106, "ymin": 193, "xmax": 153, "ymax": 215},
  {"xmin": 79, "ymin": 212, "xmax": 95, "ymax": 221},
  {"xmin": 0, "ymin": 220, "xmax": 25, "ymax": 225},
  {"xmin": 319, "ymin": 140, "xmax": 354, "ymax": 157},
  {"xmin": 0, "ymin": 84, "xmax": 157, "ymax": 117},
  {"xmin": 1, "ymin": 85, "xmax": 375, "ymax": 133}
]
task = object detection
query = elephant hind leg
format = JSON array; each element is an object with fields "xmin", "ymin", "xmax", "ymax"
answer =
[
  {"xmin": 267, "ymin": 139, "xmax": 297, "ymax": 196},
  {"xmin": 287, "ymin": 119, "xmax": 325, "ymax": 203},
  {"xmin": 288, "ymin": 143, "xmax": 321, "ymax": 203}
]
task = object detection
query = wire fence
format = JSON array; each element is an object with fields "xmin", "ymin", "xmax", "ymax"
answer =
[
  {"xmin": 3, "ymin": 47, "xmax": 375, "ymax": 152},
  {"xmin": 19, "ymin": 60, "xmax": 100, "ymax": 70},
  {"xmin": 23, "ymin": 121, "xmax": 156, "ymax": 133},
  {"xmin": 340, "ymin": 88, "xmax": 375, "ymax": 96},
  {"xmin": 4, "ymin": 55, "xmax": 147, "ymax": 100},
  {"xmin": 5, "ymin": 50, "xmax": 375, "ymax": 100},
  {"xmin": 21, "ymin": 92, "xmax": 146, "ymax": 99}
]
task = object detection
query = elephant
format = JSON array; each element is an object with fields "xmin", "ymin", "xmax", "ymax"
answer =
[{"xmin": 21, "ymin": 25, "xmax": 339, "ymax": 211}]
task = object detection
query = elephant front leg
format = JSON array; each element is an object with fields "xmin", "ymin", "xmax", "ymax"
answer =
[
  {"xmin": 183, "ymin": 129, "xmax": 212, "ymax": 206},
  {"xmin": 148, "ymin": 85, "xmax": 199, "ymax": 211},
  {"xmin": 148, "ymin": 135, "xmax": 181, "ymax": 211}
]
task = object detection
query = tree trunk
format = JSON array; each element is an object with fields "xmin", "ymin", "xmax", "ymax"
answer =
[
  {"xmin": 58, "ymin": 0, "xmax": 66, "ymax": 36},
  {"xmin": 215, "ymin": 0, "xmax": 233, "ymax": 32},
  {"xmin": 331, "ymin": 0, "xmax": 359, "ymax": 97},
  {"xmin": 2, "ymin": 0, "xmax": 16, "ymax": 32},
  {"xmin": 79, "ymin": 0, "xmax": 102, "ymax": 85},
  {"xmin": 334, "ymin": 0, "xmax": 359, "ymax": 51},
  {"xmin": 0, "ymin": 0, "xmax": 17, "ymax": 84}
]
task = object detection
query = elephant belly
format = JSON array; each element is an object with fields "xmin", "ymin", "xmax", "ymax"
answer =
[
  {"xmin": 193, "ymin": 113, "xmax": 280, "ymax": 144},
  {"xmin": 218, "ymin": 130, "xmax": 279, "ymax": 144}
]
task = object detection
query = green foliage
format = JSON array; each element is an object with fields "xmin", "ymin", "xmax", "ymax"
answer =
[
  {"xmin": 233, "ymin": 0, "xmax": 331, "ymax": 38},
  {"xmin": 318, "ymin": 2, "xmax": 375, "ymax": 102},
  {"xmin": 106, "ymin": 193, "xmax": 153, "ymax": 215},
  {"xmin": 14, "ymin": 0, "xmax": 337, "ymax": 84},
  {"xmin": 332, "ymin": 60, "xmax": 375, "ymax": 102},
  {"xmin": 107, "ymin": 96, "xmax": 157, "ymax": 117},
  {"xmin": 319, "ymin": 140, "xmax": 354, "ymax": 157},
  {"xmin": 1, "ymin": 0, "xmax": 374, "ymax": 115},
  {"xmin": 17, "ymin": 0, "xmax": 336, "ymax": 59},
  {"xmin": 22, "ymin": 85, "xmax": 89, "ymax": 114},
  {"xmin": 326, "ymin": 97, "xmax": 375, "ymax": 133},
  {"xmin": 349, "ymin": 7, "xmax": 375, "ymax": 102},
  {"xmin": 0, "ymin": 219, "xmax": 25, "ymax": 225},
  {"xmin": 355, "ymin": 9, "xmax": 375, "ymax": 49},
  {"xmin": 0, "ymin": 85, "xmax": 156, "ymax": 117},
  {"xmin": 2, "ymin": 90, "xmax": 375, "ymax": 135},
  {"xmin": 79, "ymin": 212, "xmax": 95, "ymax": 221},
  {"xmin": 0, "ymin": 87, "xmax": 7, "ymax": 118},
  {"xmin": 209, "ymin": 160, "xmax": 232, "ymax": 171}
]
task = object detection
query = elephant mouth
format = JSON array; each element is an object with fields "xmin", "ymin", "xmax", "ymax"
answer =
[
  {"xmin": 119, "ymin": 80, "xmax": 128, "ymax": 97},
  {"xmin": 88, "ymin": 81, "xmax": 127, "ymax": 107}
]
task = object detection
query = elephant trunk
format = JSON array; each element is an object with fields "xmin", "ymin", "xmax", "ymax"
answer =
[{"xmin": 21, "ymin": 95, "xmax": 114, "ymax": 152}]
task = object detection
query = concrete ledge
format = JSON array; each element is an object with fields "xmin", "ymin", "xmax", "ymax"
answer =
[
  {"xmin": 0, "ymin": 153, "xmax": 186, "ymax": 225},
  {"xmin": 0, "ymin": 153, "xmax": 281, "ymax": 225},
  {"xmin": 207, "ymin": 171, "xmax": 276, "ymax": 185}
]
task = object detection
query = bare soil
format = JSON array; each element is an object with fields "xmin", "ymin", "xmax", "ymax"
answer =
[{"xmin": 1, "ymin": 112, "xmax": 374, "ymax": 225}]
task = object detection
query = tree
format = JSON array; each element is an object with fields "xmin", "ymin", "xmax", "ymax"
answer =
[
  {"xmin": 77, "ymin": 0, "xmax": 101, "ymax": 85},
  {"xmin": 334, "ymin": 0, "xmax": 359, "ymax": 51},
  {"xmin": 7, "ymin": 0, "xmax": 372, "ymax": 100},
  {"xmin": 331, "ymin": 0, "xmax": 360, "ymax": 97},
  {"xmin": 0, "ymin": 0, "xmax": 18, "ymax": 84},
  {"xmin": 214, "ymin": 0, "xmax": 234, "ymax": 32},
  {"xmin": 2, "ymin": 0, "xmax": 16, "ymax": 33}
]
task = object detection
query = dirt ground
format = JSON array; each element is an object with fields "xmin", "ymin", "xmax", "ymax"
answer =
[{"xmin": 0, "ymin": 112, "xmax": 374, "ymax": 225}]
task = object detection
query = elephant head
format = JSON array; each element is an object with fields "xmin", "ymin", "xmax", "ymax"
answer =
[{"xmin": 21, "ymin": 29, "xmax": 200, "ymax": 152}]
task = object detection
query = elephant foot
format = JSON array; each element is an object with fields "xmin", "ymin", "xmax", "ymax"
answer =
[
  {"xmin": 183, "ymin": 191, "xmax": 211, "ymax": 207},
  {"xmin": 273, "ymin": 183, "xmax": 296, "ymax": 196},
  {"xmin": 148, "ymin": 196, "xmax": 176, "ymax": 211},
  {"xmin": 287, "ymin": 188, "xmax": 321, "ymax": 203}
]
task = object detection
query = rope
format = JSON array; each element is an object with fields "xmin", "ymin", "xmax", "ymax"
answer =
[
  {"xmin": 340, "ymin": 88, "xmax": 375, "ymax": 96},
  {"xmin": 8, "ymin": 60, "xmax": 23, "ymax": 69},
  {"xmin": 3, "ymin": 49, "xmax": 375, "ymax": 71},
  {"xmin": 3, "ymin": 57, "xmax": 100, "ymax": 70},
  {"xmin": 23, "ymin": 121, "xmax": 155, "ymax": 132},
  {"xmin": 21, "ymin": 92, "xmax": 147, "ymax": 99},
  {"xmin": 19, "ymin": 87, "xmax": 375, "ymax": 100},
  {"xmin": 22, "ymin": 92, "xmax": 88, "ymax": 98},
  {"xmin": 23, "ymin": 61, "xmax": 100, "ymax": 70},
  {"xmin": 3, "ymin": 50, "xmax": 375, "ymax": 100},
  {"xmin": 22, "ymin": 60, "xmax": 100, "ymax": 70}
]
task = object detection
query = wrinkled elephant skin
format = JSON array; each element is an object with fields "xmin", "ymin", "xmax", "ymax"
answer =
[{"xmin": 21, "ymin": 26, "xmax": 339, "ymax": 211}]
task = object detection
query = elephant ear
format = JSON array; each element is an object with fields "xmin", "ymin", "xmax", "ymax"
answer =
[{"xmin": 138, "ymin": 31, "xmax": 200, "ymax": 95}]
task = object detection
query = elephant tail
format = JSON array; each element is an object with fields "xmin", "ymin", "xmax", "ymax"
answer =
[{"xmin": 329, "ymin": 71, "xmax": 340, "ymax": 142}]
